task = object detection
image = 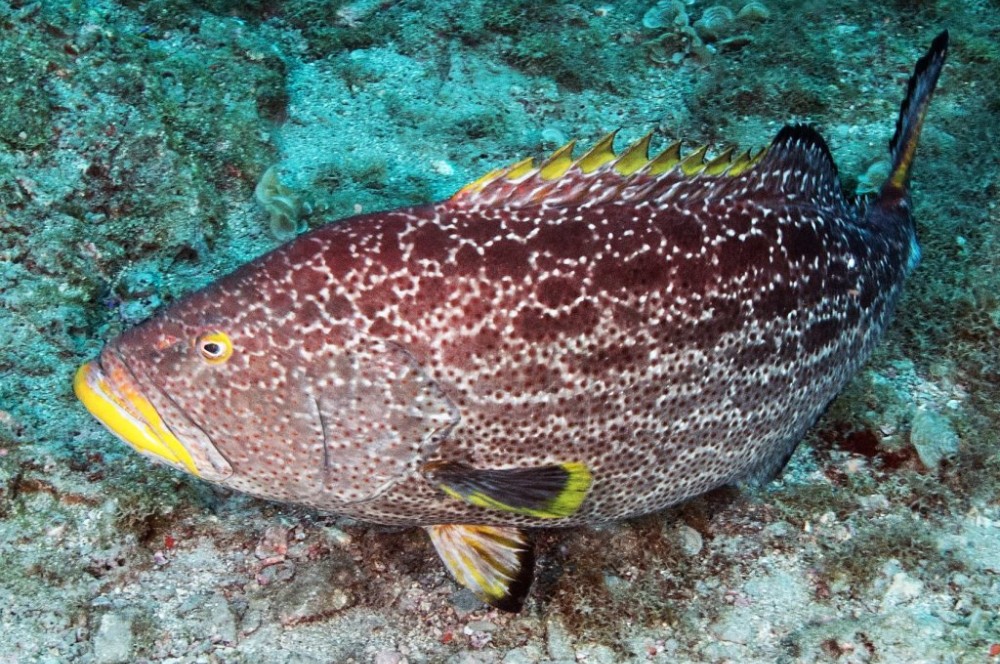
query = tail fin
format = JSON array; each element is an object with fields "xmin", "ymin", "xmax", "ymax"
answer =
[{"xmin": 881, "ymin": 30, "xmax": 949, "ymax": 201}]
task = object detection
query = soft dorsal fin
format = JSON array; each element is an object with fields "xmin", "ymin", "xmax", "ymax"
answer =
[
  {"xmin": 746, "ymin": 124, "xmax": 846, "ymax": 208},
  {"xmin": 448, "ymin": 132, "xmax": 766, "ymax": 210}
]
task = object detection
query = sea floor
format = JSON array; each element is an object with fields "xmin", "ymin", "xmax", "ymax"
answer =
[{"xmin": 1, "ymin": 1, "xmax": 998, "ymax": 662}]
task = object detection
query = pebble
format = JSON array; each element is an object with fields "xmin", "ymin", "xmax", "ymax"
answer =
[
  {"xmin": 373, "ymin": 650, "xmax": 407, "ymax": 664},
  {"xmin": 450, "ymin": 589, "xmax": 485, "ymax": 618},
  {"xmin": 465, "ymin": 620, "xmax": 497, "ymax": 633},
  {"xmin": 257, "ymin": 560, "xmax": 296, "ymax": 586},
  {"xmin": 673, "ymin": 524, "xmax": 704, "ymax": 556},
  {"xmin": 858, "ymin": 493, "xmax": 891, "ymax": 510},
  {"xmin": 431, "ymin": 160, "xmax": 454, "ymax": 176},
  {"xmin": 92, "ymin": 612, "xmax": 134, "ymax": 664},
  {"xmin": 447, "ymin": 650, "xmax": 499, "ymax": 663},
  {"xmin": 255, "ymin": 525, "xmax": 290, "ymax": 560}
]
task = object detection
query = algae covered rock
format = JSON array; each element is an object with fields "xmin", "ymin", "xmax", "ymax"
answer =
[{"xmin": 909, "ymin": 409, "xmax": 960, "ymax": 469}]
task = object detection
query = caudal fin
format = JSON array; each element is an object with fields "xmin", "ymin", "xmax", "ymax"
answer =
[{"xmin": 881, "ymin": 30, "xmax": 949, "ymax": 201}]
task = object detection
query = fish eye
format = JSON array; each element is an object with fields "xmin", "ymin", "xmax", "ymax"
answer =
[{"xmin": 196, "ymin": 331, "xmax": 233, "ymax": 364}]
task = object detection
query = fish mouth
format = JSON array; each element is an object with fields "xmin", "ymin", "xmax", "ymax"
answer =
[{"xmin": 74, "ymin": 352, "xmax": 210, "ymax": 478}]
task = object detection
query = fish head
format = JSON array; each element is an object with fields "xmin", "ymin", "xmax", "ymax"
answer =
[
  {"xmin": 75, "ymin": 272, "xmax": 460, "ymax": 506},
  {"xmin": 73, "ymin": 290, "xmax": 256, "ymax": 484}
]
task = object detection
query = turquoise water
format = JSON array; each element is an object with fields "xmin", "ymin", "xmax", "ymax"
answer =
[{"xmin": 0, "ymin": 1, "xmax": 997, "ymax": 661}]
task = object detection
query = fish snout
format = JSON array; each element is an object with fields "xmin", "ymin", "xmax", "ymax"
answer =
[{"xmin": 74, "ymin": 351, "xmax": 232, "ymax": 481}]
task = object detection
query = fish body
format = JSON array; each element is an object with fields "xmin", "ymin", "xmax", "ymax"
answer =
[{"xmin": 75, "ymin": 33, "xmax": 948, "ymax": 610}]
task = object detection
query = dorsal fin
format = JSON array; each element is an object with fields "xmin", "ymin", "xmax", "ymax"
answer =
[
  {"xmin": 448, "ymin": 132, "xmax": 766, "ymax": 210},
  {"xmin": 746, "ymin": 124, "xmax": 846, "ymax": 208}
]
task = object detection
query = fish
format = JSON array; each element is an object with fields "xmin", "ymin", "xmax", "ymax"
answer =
[{"xmin": 74, "ymin": 32, "xmax": 948, "ymax": 611}]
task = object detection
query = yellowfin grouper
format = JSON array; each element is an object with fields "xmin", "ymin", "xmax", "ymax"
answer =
[{"xmin": 75, "ymin": 33, "xmax": 948, "ymax": 610}]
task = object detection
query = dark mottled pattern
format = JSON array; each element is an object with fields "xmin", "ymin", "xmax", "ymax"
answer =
[{"xmin": 98, "ymin": 124, "xmax": 918, "ymax": 528}]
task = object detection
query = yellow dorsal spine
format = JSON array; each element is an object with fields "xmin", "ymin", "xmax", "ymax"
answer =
[
  {"xmin": 576, "ymin": 131, "xmax": 619, "ymax": 173},
  {"xmin": 646, "ymin": 140, "xmax": 682, "ymax": 175},
  {"xmin": 505, "ymin": 157, "xmax": 536, "ymax": 181},
  {"xmin": 538, "ymin": 141, "xmax": 577, "ymax": 180},
  {"xmin": 725, "ymin": 149, "xmax": 754, "ymax": 177},
  {"xmin": 703, "ymin": 146, "xmax": 736, "ymax": 175},
  {"xmin": 679, "ymin": 145, "xmax": 709, "ymax": 175},
  {"xmin": 613, "ymin": 132, "xmax": 653, "ymax": 175}
]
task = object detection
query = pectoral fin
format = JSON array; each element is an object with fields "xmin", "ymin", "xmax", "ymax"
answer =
[
  {"xmin": 424, "ymin": 461, "xmax": 592, "ymax": 519},
  {"xmin": 426, "ymin": 524, "xmax": 534, "ymax": 612}
]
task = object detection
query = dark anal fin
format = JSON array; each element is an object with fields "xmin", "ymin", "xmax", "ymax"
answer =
[
  {"xmin": 424, "ymin": 461, "xmax": 592, "ymax": 519},
  {"xmin": 426, "ymin": 525, "xmax": 534, "ymax": 612}
]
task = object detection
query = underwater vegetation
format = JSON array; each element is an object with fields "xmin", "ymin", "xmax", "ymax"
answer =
[
  {"xmin": 254, "ymin": 165, "xmax": 311, "ymax": 239},
  {"xmin": 1, "ymin": 0, "xmax": 999, "ymax": 661}
]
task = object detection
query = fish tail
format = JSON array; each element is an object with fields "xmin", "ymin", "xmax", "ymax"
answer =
[{"xmin": 880, "ymin": 30, "xmax": 948, "ymax": 204}]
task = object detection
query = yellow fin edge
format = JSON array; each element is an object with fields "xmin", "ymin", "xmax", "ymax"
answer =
[{"xmin": 452, "ymin": 132, "xmax": 767, "ymax": 200}]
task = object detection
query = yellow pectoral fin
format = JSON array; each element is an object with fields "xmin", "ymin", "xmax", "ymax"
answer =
[{"xmin": 426, "ymin": 461, "xmax": 593, "ymax": 519}]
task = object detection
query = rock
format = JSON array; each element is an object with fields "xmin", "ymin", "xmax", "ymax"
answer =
[
  {"xmin": 198, "ymin": 593, "xmax": 238, "ymax": 645},
  {"xmin": 910, "ymin": 409, "xmax": 960, "ymax": 469},
  {"xmin": 710, "ymin": 611, "xmax": 753, "ymax": 644},
  {"xmin": 373, "ymin": 650, "xmax": 407, "ymax": 664},
  {"xmin": 545, "ymin": 617, "xmax": 574, "ymax": 661},
  {"xmin": 92, "ymin": 612, "xmax": 134, "ymax": 664},
  {"xmin": 672, "ymin": 524, "xmax": 704, "ymax": 556},
  {"xmin": 501, "ymin": 644, "xmax": 543, "ymax": 664},
  {"xmin": 576, "ymin": 644, "xmax": 616, "ymax": 663},
  {"xmin": 881, "ymin": 571, "xmax": 924, "ymax": 609},
  {"xmin": 273, "ymin": 561, "xmax": 357, "ymax": 625},
  {"xmin": 449, "ymin": 589, "xmax": 485, "ymax": 618}
]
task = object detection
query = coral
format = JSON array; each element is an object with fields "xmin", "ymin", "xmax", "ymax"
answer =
[
  {"xmin": 641, "ymin": 0, "xmax": 687, "ymax": 30},
  {"xmin": 254, "ymin": 166, "xmax": 310, "ymax": 239},
  {"xmin": 693, "ymin": 5, "xmax": 736, "ymax": 42},
  {"xmin": 736, "ymin": 1, "xmax": 771, "ymax": 24}
]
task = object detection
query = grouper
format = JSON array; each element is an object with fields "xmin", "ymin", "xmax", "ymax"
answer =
[{"xmin": 75, "ymin": 32, "xmax": 948, "ymax": 610}]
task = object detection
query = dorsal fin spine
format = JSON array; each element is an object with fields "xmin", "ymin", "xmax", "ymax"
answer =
[
  {"xmin": 505, "ymin": 158, "xmax": 535, "ymax": 181},
  {"xmin": 725, "ymin": 149, "xmax": 754, "ymax": 176},
  {"xmin": 576, "ymin": 131, "xmax": 618, "ymax": 173},
  {"xmin": 680, "ymin": 145, "xmax": 709, "ymax": 175},
  {"xmin": 613, "ymin": 132, "xmax": 653, "ymax": 175},
  {"xmin": 646, "ymin": 141, "xmax": 682, "ymax": 175},
  {"xmin": 703, "ymin": 146, "xmax": 736, "ymax": 175},
  {"xmin": 539, "ymin": 142, "xmax": 577, "ymax": 180}
]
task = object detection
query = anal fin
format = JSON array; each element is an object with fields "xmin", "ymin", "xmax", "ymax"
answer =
[
  {"xmin": 424, "ymin": 461, "xmax": 592, "ymax": 519},
  {"xmin": 426, "ymin": 525, "xmax": 534, "ymax": 612}
]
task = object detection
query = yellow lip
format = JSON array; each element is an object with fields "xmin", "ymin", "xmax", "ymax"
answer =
[{"xmin": 74, "ymin": 361, "xmax": 200, "ymax": 476}]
